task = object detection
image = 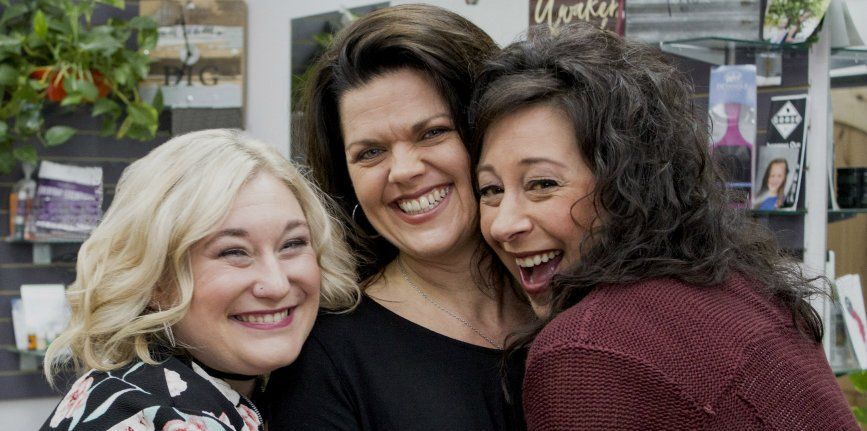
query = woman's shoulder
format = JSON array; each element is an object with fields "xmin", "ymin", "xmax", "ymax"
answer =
[{"xmin": 42, "ymin": 357, "xmax": 251, "ymax": 431}]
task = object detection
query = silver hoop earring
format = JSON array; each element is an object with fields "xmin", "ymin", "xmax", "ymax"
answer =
[
  {"xmin": 157, "ymin": 305, "xmax": 176, "ymax": 348},
  {"xmin": 351, "ymin": 204, "xmax": 381, "ymax": 239}
]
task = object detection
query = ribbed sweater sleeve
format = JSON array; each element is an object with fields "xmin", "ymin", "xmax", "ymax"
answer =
[{"xmin": 523, "ymin": 342, "xmax": 705, "ymax": 431}]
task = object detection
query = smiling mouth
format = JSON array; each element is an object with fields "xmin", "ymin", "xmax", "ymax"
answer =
[
  {"xmin": 515, "ymin": 250, "xmax": 563, "ymax": 295},
  {"xmin": 396, "ymin": 185, "xmax": 450, "ymax": 215},
  {"xmin": 231, "ymin": 308, "xmax": 292, "ymax": 324}
]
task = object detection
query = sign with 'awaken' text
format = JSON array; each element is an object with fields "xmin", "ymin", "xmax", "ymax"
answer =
[{"xmin": 530, "ymin": 0, "xmax": 625, "ymax": 34}]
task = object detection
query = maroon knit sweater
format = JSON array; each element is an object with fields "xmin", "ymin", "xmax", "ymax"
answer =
[{"xmin": 523, "ymin": 275, "xmax": 858, "ymax": 430}]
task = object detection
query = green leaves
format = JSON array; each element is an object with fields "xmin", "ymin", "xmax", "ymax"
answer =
[
  {"xmin": 0, "ymin": 64, "xmax": 17, "ymax": 86},
  {"xmin": 45, "ymin": 125, "xmax": 76, "ymax": 146},
  {"xmin": 80, "ymin": 29, "xmax": 123, "ymax": 55},
  {"xmin": 0, "ymin": 0, "xmax": 161, "ymax": 174},
  {"xmin": 32, "ymin": 10, "xmax": 47, "ymax": 39}
]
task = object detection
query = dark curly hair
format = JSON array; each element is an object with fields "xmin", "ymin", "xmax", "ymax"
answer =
[
  {"xmin": 297, "ymin": 4, "xmax": 508, "ymax": 289},
  {"xmin": 469, "ymin": 23, "xmax": 823, "ymax": 347}
]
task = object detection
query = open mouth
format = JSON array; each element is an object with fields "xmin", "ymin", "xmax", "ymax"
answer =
[
  {"xmin": 515, "ymin": 250, "xmax": 563, "ymax": 295},
  {"xmin": 396, "ymin": 185, "xmax": 450, "ymax": 215},
  {"xmin": 231, "ymin": 307, "xmax": 293, "ymax": 327}
]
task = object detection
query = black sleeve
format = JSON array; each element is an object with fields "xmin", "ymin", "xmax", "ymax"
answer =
[{"xmin": 264, "ymin": 334, "xmax": 360, "ymax": 430}]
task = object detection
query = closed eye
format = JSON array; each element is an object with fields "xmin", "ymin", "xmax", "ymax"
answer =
[
  {"xmin": 282, "ymin": 238, "xmax": 309, "ymax": 250},
  {"xmin": 219, "ymin": 248, "xmax": 248, "ymax": 258}
]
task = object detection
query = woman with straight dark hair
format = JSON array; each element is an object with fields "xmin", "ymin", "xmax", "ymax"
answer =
[
  {"xmin": 265, "ymin": 5, "xmax": 530, "ymax": 430},
  {"xmin": 471, "ymin": 23, "xmax": 857, "ymax": 430}
]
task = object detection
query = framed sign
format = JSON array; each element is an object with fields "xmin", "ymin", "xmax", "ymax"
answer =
[
  {"xmin": 529, "ymin": 0, "xmax": 624, "ymax": 34},
  {"xmin": 138, "ymin": 0, "xmax": 246, "ymax": 109}
]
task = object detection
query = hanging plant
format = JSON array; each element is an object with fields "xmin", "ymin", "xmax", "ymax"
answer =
[{"xmin": 0, "ymin": 0, "xmax": 161, "ymax": 174}]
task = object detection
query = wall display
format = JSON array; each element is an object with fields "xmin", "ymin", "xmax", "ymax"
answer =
[
  {"xmin": 753, "ymin": 94, "xmax": 809, "ymax": 211},
  {"xmin": 529, "ymin": 0, "xmax": 624, "ymax": 35},
  {"xmin": 32, "ymin": 161, "xmax": 103, "ymax": 240},
  {"xmin": 837, "ymin": 274, "xmax": 867, "ymax": 369},
  {"xmin": 138, "ymin": 0, "xmax": 246, "ymax": 109},
  {"xmin": 708, "ymin": 65, "xmax": 757, "ymax": 205},
  {"xmin": 18, "ymin": 284, "xmax": 68, "ymax": 352},
  {"xmin": 626, "ymin": 0, "xmax": 761, "ymax": 44},
  {"xmin": 762, "ymin": 0, "xmax": 832, "ymax": 44}
]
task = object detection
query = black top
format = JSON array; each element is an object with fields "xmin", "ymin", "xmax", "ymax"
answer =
[
  {"xmin": 264, "ymin": 295, "xmax": 526, "ymax": 430},
  {"xmin": 42, "ymin": 354, "xmax": 263, "ymax": 430}
]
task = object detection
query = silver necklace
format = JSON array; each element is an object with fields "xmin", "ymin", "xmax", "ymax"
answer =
[{"xmin": 396, "ymin": 258, "xmax": 504, "ymax": 350}]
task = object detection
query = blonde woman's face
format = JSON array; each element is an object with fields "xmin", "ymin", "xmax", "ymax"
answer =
[{"xmin": 174, "ymin": 173, "xmax": 321, "ymax": 375}]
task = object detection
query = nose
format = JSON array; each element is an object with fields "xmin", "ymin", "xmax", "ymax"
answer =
[
  {"xmin": 388, "ymin": 144, "xmax": 425, "ymax": 184},
  {"xmin": 487, "ymin": 195, "xmax": 532, "ymax": 245},
  {"xmin": 252, "ymin": 255, "xmax": 291, "ymax": 299}
]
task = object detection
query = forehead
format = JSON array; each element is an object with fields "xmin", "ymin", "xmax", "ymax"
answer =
[
  {"xmin": 338, "ymin": 69, "xmax": 448, "ymax": 141},
  {"xmin": 479, "ymin": 104, "xmax": 579, "ymax": 168},
  {"xmin": 226, "ymin": 173, "xmax": 303, "ymax": 217}
]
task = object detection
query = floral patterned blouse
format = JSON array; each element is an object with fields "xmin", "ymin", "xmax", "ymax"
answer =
[{"xmin": 41, "ymin": 355, "xmax": 263, "ymax": 431}]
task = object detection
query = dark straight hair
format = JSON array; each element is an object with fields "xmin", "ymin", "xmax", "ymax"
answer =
[
  {"xmin": 469, "ymin": 23, "xmax": 823, "ymax": 348},
  {"xmin": 298, "ymin": 4, "xmax": 506, "ymax": 287}
]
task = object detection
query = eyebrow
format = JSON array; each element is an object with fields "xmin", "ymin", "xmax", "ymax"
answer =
[
  {"xmin": 345, "ymin": 113, "xmax": 451, "ymax": 149},
  {"xmin": 477, "ymin": 157, "xmax": 569, "ymax": 175},
  {"xmin": 206, "ymin": 219, "xmax": 309, "ymax": 244}
]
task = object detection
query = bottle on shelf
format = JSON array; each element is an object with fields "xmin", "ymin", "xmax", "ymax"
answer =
[{"xmin": 8, "ymin": 163, "xmax": 36, "ymax": 241}]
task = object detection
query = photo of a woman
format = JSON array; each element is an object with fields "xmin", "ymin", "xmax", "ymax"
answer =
[{"xmin": 753, "ymin": 158, "xmax": 789, "ymax": 210}]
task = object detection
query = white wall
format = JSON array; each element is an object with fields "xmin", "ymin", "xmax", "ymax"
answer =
[
  {"xmin": 0, "ymin": 396, "xmax": 59, "ymax": 430},
  {"xmin": 244, "ymin": 0, "xmax": 528, "ymax": 156}
]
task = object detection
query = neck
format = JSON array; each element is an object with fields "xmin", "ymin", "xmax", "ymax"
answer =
[{"xmin": 226, "ymin": 379, "xmax": 256, "ymax": 399}]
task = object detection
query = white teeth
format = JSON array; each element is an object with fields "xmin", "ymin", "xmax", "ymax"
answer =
[
  {"xmin": 515, "ymin": 251, "xmax": 561, "ymax": 268},
  {"xmin": 397, "ymin": 186, "xmax": 450, "ymax": 215},
  {"xmin": 235, "ymin": 310, "xmax": 289, "ymax": 324}
]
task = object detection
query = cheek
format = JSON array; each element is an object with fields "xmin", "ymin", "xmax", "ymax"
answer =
[{"xmin": 290, "ymin": 253, "xmax": 322, "ymax": 298}]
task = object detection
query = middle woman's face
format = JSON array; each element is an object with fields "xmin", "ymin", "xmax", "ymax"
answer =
[{"xmin": 340, "ymin": 68, "xmax": 478, "ymax": 260}]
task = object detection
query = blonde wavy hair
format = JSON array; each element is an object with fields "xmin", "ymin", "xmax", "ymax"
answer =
[{"xmin": 44, "ymin": 129, "xmax": 359, "ymax": 385}]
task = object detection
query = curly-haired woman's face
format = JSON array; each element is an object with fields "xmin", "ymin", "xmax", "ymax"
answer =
[
  {"xmin": 174, "ymin": 173, "xmax": 321, "ymax": 375},
  {"xmin": 477, "ymin": 104, "xmax": 596, "ymax": 316}
]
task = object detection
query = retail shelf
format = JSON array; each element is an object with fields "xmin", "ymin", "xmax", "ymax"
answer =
[
  {"xmin": 829, "ymin": 208, "xmax": 867, "ymax": 223},
  {"xmin": 3, "ymin": 237, "xmax": 85, "ymax": 265},
  {"xmin": 659, "ymin": 36, "xmax": 810, "ymax": 65}
]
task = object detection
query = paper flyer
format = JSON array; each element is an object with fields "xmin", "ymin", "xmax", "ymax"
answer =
[
  {"xmin": 837, "ymin": 274, "xmax": 867, "ymax": 369},
  {"xmin": 753, "ymin": 94, "xmax": 809, "ymax": 211}
]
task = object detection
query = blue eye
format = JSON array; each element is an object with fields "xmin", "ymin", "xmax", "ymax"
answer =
[
  {"xmin": 356, "ymin": 147, "xmax": 384, "ymax": 162},
  {"xmin": 422, "ymin": 127, "xmax": 451, "ymax": 140},
  {"xmin": 282, "ymin": 238, "xmax": 308, "ymax": 249}
]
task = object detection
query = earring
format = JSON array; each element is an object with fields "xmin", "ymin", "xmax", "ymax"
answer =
[
  {"xmin": 351, "ymin": 204, "xmax": 381, "ymax": 239},
  {"xmin": 157, "ymin": 305, "xmax": 176, "ymax": 348}
]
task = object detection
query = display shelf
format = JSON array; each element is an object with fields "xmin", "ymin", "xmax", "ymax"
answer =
[
  {"xmin": 2, "ymin": 346, "xmax": 46, "ymax": 357},
  {"xmin": 830, "ymin": 46, "xmax": 867, "ymax": 79},
  {"xmin": 2, "ymin": 346, "xmax": 46, "ymax": 371},
  {"xmin": 749, "ymin": 209, "xmax": 808, "ymax": 217},
  {"xmin": 659, "ymin": 36, "xmax": 810, "ymax": 65},
  {"xmin": 829, "ymin": 208, "xmax": 867, "ymax": 223},
  {"xmin": 3, "ymin": 237, "xmax": 85, "ymax": 265}
]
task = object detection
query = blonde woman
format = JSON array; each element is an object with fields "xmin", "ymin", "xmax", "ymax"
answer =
[{"xmin": 41, "ymin": 129, "xmax": 358, "ymax": 431}]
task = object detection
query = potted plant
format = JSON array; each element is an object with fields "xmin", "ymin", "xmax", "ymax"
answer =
[{"xmin": 0, "ymin": 0, "xmax": 161, "ymax": 174}]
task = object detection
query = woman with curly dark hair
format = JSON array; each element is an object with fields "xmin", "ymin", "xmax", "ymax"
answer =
[{"xmin": 471, "ymin": 23, "xmax": 857, "ymax": 430}]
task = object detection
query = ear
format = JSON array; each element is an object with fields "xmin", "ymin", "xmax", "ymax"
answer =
[{"xmin": 149, "ymin": 283, "xmax": 176, "ymax": 311}]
